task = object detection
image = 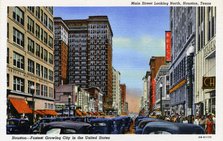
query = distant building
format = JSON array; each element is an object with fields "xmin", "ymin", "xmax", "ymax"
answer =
[
  {"xmin": 149, "ymin": 56, "xmax": 166, "ymax": 112},
  {"xmin": 112, "ymin": 67, "xmax": 121, "ymax": 115},
  {"xmin": 142, "ymin": 71, "xmax": 150, "ymax": 115},
  {"xmin": 120, "ymin": 84, "xmax": 126, "ymax": 114},
  {"xmin": 155, "ymin": 65, "xmax": 170, "ymax": 116}
]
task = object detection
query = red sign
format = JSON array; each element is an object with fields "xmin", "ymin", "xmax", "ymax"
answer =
[
  {"xmin": 152, "ymin": 79, "xmax": 156, "ymax": 107},
  {"xmin": 165, "ymin": 31, "xmax": 171, "ymax": 62}
]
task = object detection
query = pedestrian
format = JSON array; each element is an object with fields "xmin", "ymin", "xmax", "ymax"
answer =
[
  {"xmin": 182, "ymin": 117, "xmax": 188, "ymax": 123},
  {"xmin": 199, "ymin": 116, "xmax": 206, "ymax": 129},
  {"xmin": 205, "ymin": 114, "xmax": 214, "ymax": 134},
  {"xmin": 193, "ymin": 116, "xmax": 199, "ymax": 125}
]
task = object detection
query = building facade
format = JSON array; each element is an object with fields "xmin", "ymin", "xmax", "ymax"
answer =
[
  {"xmin": 142, "ymin": 71, "xmax": 150, "ymax": 115},
  {"xmin": 155, "ymin": 65, "xmax": 170, "ymax": 116},
  {"xmin": 169, "ymin": 7, "xmax": 196, "ymax": 116},
  {"xmin": 149, "ymin": 56, "xmax": 166, "ymax": 112},
  {"xmin": 120, "ymin": 84, "xmax": 126, "ymax": 114},
  {"xmin": 195, "ymin": 7, "xmax": 216, "ymax": 116},
  {"xmin": 53, "ymin": 16, "xmax": 113, "ymax": 111},
  {"xmin": 54, "ymin": 17, "xmax": 69, "ymax": 87},
  {"xmin": 7, "ymin": 7, "xmax": 55, "ymax": 119},
  {"xmin": 112, "ymin": 67, "xmax": 121, "ymax": 115}
]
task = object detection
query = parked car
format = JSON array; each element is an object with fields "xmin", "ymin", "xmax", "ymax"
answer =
[
  {"xmin": 135, "ymin": 118, "xmax": 162, "ymax": 134},
  {"xmin": 31, "ymin": 117, "xmax": 57, "ymax": 134},
  {"xmin": 7, "ymin": 118, "xmax": 30, "ymax": 134},
  {"xmin": 122, "ymin": 116, "xmax": 132, "ymax": 132},
  {"xmin": 112, "ymin": 117, "xmax": 125, "ymax": 134},
  {"xmin": 89, "ymin": 118, "xmax": 116, "ymax": 134},
  {"xmin": 40, "ymin": 121, "xmax": 92, "ymax": 134},
  {"xmin": 142, "ymin": 122, "xmax": 205, "ymax": 134},
  {"xmin": 134, "ymin": 116, "xmax": 147, "ymax": 129}
]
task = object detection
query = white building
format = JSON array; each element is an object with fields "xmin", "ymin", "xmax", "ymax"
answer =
[
  {"xmin": 195, "ymin": 7, "xmax": 216, "ymax": 116},
  {"xmin": 142, "ymin": 71, "xmax": 150, "ymax": 114},
  {"xmin": 112, "ymin": 67, "xmax": 121, "ymax": 115}
]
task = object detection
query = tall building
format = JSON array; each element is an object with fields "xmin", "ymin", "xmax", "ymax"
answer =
[
  {"xmin": 142, "ymin": 71, "xmax": 150, "ymax": 115},
  {"xmin": 195, "ymin": 7, "xmax": 216, "ymax": 116},
  {"xmin": 169, "ymin": 7, "xmax": 196, "ymax": 116},
  {"xmin": 54, "ymin": 17, "xmax": 69, "ymax": 86},
  {"xmin": 155, "ymin": 65, "xmax": 170, "ymax": 116},
  {"xmin": 149, "ymin": 56, "xmax": 166, "ymax": 112},
  {"xmin": 120, "ymin": 84, "xmax": 126, "ymax": 114},
  {"xmin": 7, "ymin": 7, "xmax": 55, "ymax": 118},
  {"xmin": 53, "ymin": 16, "xmax": 113, "ymax": 111},
  {"xmin": 112, "ymin": 67, "xmax": 121, "ymax": 115}
]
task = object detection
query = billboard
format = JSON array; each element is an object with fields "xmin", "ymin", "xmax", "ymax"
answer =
[{"xmin": 165, "ymin": 31, "xmax": 172, "ymax": 62}]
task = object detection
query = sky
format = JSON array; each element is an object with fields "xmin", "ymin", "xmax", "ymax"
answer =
[{"xmin": 54, "ymin": 7, "xmax": 169, "ymax": 113}]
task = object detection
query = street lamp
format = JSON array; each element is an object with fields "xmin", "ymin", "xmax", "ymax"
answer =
[
  {"xmin": 159, "ymin": 83, "xmax": 163, "ymax": 116},
  {"xmin": 30, "ymin": 85, "xmax": 35, "ymax": 125},
  {"xmin": 186, "ymin": 45, "xmax": 195, "ymax": 123},
  {"xmin": 68, "ymin": 95, "xmax": 71, "ymax": 117}
]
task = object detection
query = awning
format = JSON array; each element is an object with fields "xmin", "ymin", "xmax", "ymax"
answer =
[
  {"xmin": 9, "ymin": 97, "xmax": 32, "ymax": 114},
  {"xmin": 36, "ymin": 109, "xmax": 57, "ymax": 116},
  {"xmin": 75, "ymin": 109, "xmax": 82, "ymax": 116},
  {"xmin": 169, "ymin": 79, "xmax": 187, "ymax": 94},
  {"xmin": 35, "ymin": 110, "xmax": 44, "ymax": 115}
]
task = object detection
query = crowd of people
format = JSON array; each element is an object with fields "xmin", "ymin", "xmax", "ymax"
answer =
[{"xmin": 152, "ymin": 113, "xmax": 215, "ymax": 134}]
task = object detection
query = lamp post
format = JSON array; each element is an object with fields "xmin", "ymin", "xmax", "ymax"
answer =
[
  {"xmin": 68, "ymin": 95, "xmax": 71, "ymax": 117},
  {"xmin": 30, "ymin": 85, "xmax": 35, "ymax": 125},
  {"xmin": 186, "ymin": 45, "xmax": 195, "ymax": 123},
  {"xmin": 159, "ymin": 83, "xmax": 163, "ymax": 116}
]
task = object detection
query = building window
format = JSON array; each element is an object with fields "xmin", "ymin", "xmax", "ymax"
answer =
[
  {"xmin": 48, "ymin": 7, "xmax": 53, "ymax": 15},
  {"xmin": 36, "ymin": 43, "xmax": 40, "ymax": 57},
  {"xmin": 41, "ymin": 9, "xmax": 43, "ymax": 22},
  {"xmin": 40, "ymin": 47, "xmax": 43, "ymax": 59},
  {"xmin": 35, "ymin": 24, "xmax": 40, "ymax": 38},
  {"xmin": 36, "ymin": 63, "xmax": 40, "ymax": 76},
  {"xmin": 41, "ymin": 65, "xmax": 44, "ymax": 78},
  {"xmin": 27, "ymin": 16, "xmax": 34, "ymax": 34},
  {"xmin": 13, "ymin": 76, "xmax": 24, "ymax": 92},
  {"xmin": 44, "ymin": 31, "xmax": 48, "ymax": 44},
  {"xmin": 7, "ymin": 48, "xmax": 9, "ymax": 64},
  {"xmin": 49, "ymin": 18, "xmax": 53, "ymax": 31},
  {"xmin": 36, "ymin": 83, "xmax": 40, "ymax": 95},
  {"xmin": 48, "ymin": 36, "xmax": 53, "ymax": 48},
  {"xmin": 44, "ymin": 49, "xmax": 48, "ymax": 62},
  {"xmin": 13, "ymin": 52, "xmax": 24, "ymax": 69},
  {"xmin": 13, "ymin": 28, "xmax": 24, "ymax": 47},
  {"xmin": 49, "ymin": 53, "xmax": 53, "ymax": 64},
  {"xmin": 44, "ymin": 67, "xmax": 48, "ymax": 79},
  {"xmin": 41, "ymin": 85, "xmax": 44, "ymax": 96},
  {"xmin": 49, "ymin": 87, "xmax": 53, "ymax": 98},
  {"xmin": 7, "ymin": 23, "xmax": 9, "ymax": 38},
  {"xmin": 45, "ymin": 103, "xmax": 47, "ymax": 108},
  {"xmin": 13, "ymin": 7, "xmax": 24, "ymax": 25},
  {"xmin": 49, "ymin": 70, "xmax": 53, "ymax": 81},
  {"xmin": 28, "ymin": 80, "xmax": 35, "ymax": 94},
  {"xmin": 7, "ymin": 74, "xmax": 9, "ymax": 87},
  {"xmin": 43, "ymin": 13, "xmax": 48, "ymax": 26},
  {"xmin": 44, "ymin": 85, "xmax": 48, "ymax": 97},
  {"xmin": 28, "ymin": 59, "xmax": 34, "ymax": 74},
  {"xmin": 28, "ymin": 6, "xmax": 34, "ymax": 13},
  {"xmin": 36, "ymin": 7, "xmax": 40, "ymax": 19},
  {"xmin": 40, "ymin": 28, "xmax": 43, "ymax": 41},
  {"xmin": 28, "ymin": 38, "xmax": 34, "ymax": 53}
]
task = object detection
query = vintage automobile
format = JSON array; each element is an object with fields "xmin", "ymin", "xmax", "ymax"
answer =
[
  {"xmin": 31, "ymin": 117, "xmax": 57, "ymax": 134},
  {"xmin": 89, "ymin": 118, "xmax": 117, "ymax": 134},
  {"xmin": 142, "ymin": 121, "xmax": 205, "ymax": 134},
  {"xmin": 134, "ymin": 116, "xmax": 148, "ymax": 129},
  {"xmin": 40, "ymin": 121, "xmax": 92, "ymax": 134},
  {"xmin": 135, "ymin": 118, "xmax": 162, "ymax": 134},
  {"xmin": 122, "ymin": 116, "xmax": 132, "ymax": 132},
  {"xmin": 112, "ymin": 117, "xmax": 125, "ymax": 134},
  {"xmin": 7, "ymin": 118, "xmax": 31, "ymax": 134}
]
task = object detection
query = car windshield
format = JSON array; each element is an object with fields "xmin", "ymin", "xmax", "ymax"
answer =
[
  {"xmin": 7, "ymin": 120, "xmax": 19, "ymax": 126},
  {"xmin": 46, "ymin": 128, "xmax": 61, "ymax": 134},
  {"xmin": 139, "ymin": 122, "xmax": 147, "ymax": 129}
]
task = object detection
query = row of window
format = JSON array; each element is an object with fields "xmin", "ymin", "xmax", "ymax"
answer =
[
  {"xmin": 11, "ymin": 51, "xmax": 53, "ymax": 81},
  {"xmin": 10, "ymin": 75, "xmax": 53, "ymax": 98},
  {"xmin": 170, "ymin": 58, "xmax": 186, "ymax": 86},
  {"xmin": 12, "ymin": 27, "xmax": 53, "ymax": 65}
]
